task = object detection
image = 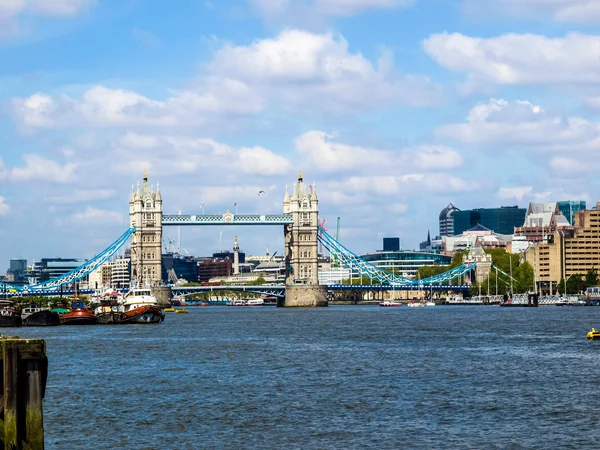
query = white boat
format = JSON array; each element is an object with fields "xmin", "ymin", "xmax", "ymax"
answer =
[
  {"xmin": 425, "ymin": 302, "xmax": 436, "ymax": 307},
  {"xmin": 247, "ymin": 298, "xmax": 264, "ymax": 306},
  {"xmin": 407, "ymin": 302, "xmax": 424, "ymax": 308},
  {"xmin": 379, "ymin": 301, "xmax": 403, "ymax": 307},
  {"xmin": 228, "ymin": 299, "xmax": 247, "ymax": 306}
]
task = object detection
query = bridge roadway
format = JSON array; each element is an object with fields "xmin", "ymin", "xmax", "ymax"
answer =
[
  {"xmin": 4, "ymin": 284, "xmax": 470, "ymax": 298},
  {"xmin": 162, "ymin": 213, "xmax": 294, "ymax": 226},
  {"xmin": 172, "ymin": 284, "xmax": 471, "ymax": 298}
]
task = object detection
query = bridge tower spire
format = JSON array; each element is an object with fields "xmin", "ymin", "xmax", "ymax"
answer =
[
  {"xmin": 282, "ymin": 171, "xmax": 327, "ymax": 307},
  {"xmin": 130, "ymin": 170, "xmax": 163, "ymax": 287}
]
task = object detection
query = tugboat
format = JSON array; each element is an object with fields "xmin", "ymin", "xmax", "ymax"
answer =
[
  {"xmin": 60, "ymin": 300, "xmax": 99, "ymax": 325},
  {"xmin": 94, "ymin": 291, "xmax": 125, "ymax": 324},
  {"xmin": 22, "ymin": 304, "xmax": 60, "ymax": 326},
  {"xmin": 119, "ymin": 288, "xmax": 164, "ymax": 324},
  {"xmin": 0, "ymin": 300, "xmax": 22, "ymax": 327}
]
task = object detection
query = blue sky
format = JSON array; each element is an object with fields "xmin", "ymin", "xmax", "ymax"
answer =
[{"xmin": 1, "ymin": 0, "xmax": 600, "ymax": 270}]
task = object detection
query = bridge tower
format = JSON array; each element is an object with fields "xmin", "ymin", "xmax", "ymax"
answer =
[
  {"xmin": 282, "ymin": 171, "xmax": 328, "ymax": 307},
  {"xmin": 129, "ymin": 171, "xmax": 163, "ymax": 287}
]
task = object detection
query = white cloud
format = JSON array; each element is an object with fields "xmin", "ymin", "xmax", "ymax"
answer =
[
  {"xmin": 324, "ymin": 174, "xmax": 478, "ymax": 197},
  {"xmin": 0, "ymin": 155, "xmax": 77, "ymax": 183},
  {"xmin": 9, "ymin": 30, "xmax": 440, "ymax": 132},
  {"xmin": 0, "ymin": 197, "xmax": 10, "ymax": 216},
  {"xmin": 497, "ymin": 186, "xmax": 533, "ymax": 201},
  {"xmin": 295, "ymin": 130, "xmax": 463, "ymax": 173},
  {"xmin": 210, "ymin": 30, "xmax": 442, "ymax": 113},
  {"xmin": 435, "ymin": 98, "xmax": 600, "ymax": 152},
  {"xmin": 251, "ymin": 0, "xmax": 413, "ymax": 20},
  {"xmin": 549, "ymin": 156, "xmax": 593, "ymax": 173},
  {"xmin": 10, "ymin": 83, "xmax": 264, "ymax": 130},
  {"xmin": 462, "ymin": 0, "xmax": 600, "ymax": 23},
  {"xmin": 71, "ymin": 207, "xmax": 126, "ymax": 224},
  {"xmin": 239, "ymin": 147, "xmax": 292, "ymax": 175},
  {"xmin": 113, "ymin": 132, "xmax": 291, "ymax": 177},
  {"xmin": 413, "ymin": 146, "xmax": 463, "ymax": 170},
  {"xmin": 423, "ymin": 32, "xmax": 600, "ymax": 88},
  {"xmin": 0, "ymin": 0, "xmax": 95, "ymax": 38}
]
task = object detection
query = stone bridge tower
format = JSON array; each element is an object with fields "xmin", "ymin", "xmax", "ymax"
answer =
[
  {"xmin": 129, "ymin": 171, "xmax": 163, "ymax": 288},
  {"xmin": 282, "ymin": 171, "xmax": 327, "ymax": 307}
]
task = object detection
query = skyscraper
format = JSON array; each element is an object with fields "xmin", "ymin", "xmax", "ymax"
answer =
[{"xmin": 439, "ymin": 203, "xmax": 460, "ymax": 237}]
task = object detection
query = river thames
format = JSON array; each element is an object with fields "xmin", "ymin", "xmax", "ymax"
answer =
[{"xmin": 13, "ymin": 305, "xmax": 600, "ymax": 449}]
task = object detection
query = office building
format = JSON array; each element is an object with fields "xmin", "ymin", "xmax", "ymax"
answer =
[
  {"xmin": 557, "ymin": 200, "xmax": 586, "ymax": 226},
  {"xmin": 360, "ymin": 239, "xmax": 451, "ymax": 278},
  {"xmin": 439, "ymin": 203, "xmax": 460, "ymax": 237},
  {"xmin": 514, "ymin": 202, "xmax": 571, "ymax": 243},
  {"xmin": 383, "ymin": 237, "xmax": 400, "ymax": 252},
  {"xmin": 162, "ymin": 254, "xmax": 199, "ymax": 284},
  {"xmin": 525, "ymin": 203, "xmax": 600, "ymax": 295},
  {"xmin": 453, "ymin": 206, "xmax": 526, "ymax": 236},
  {"xmin": 443, "ymin": 225, "xmax": 512, "ymax": 254},
  {"xmin": 29, "ymin": 258, "xmax": 86, "ymax": 284},
  {"xmin": 6, "ymin": 259, "xmax": 27, "ymax": 283}
]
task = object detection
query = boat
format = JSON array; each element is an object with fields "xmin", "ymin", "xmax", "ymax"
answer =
[
  {"xmin": 425, "ymin": 302, "xmax": 436, "ymax": 307},
  {"xmin": 407, "ymin": 302, "xmax": 424, "ymax": 308},
  {"xmin": 379, "ymin": 301, "xmax": 403, "ymax": 307},
  {"xmin": 119, "ymin": 288, "xmax": 165, "ymax": 324},
  {"xmin": 228, "ymin": 299, "xmax": 247, "ymax": 306},
  {"xmin": 587, "ymin": 328, "xmax": 600, "ymax": 340},
  {"xmin": 175, "ymin": 309, "xmax": 188, "ymax": 314},
  {"xmin": 247, "ymin": 298, "xmax": 264, "ymax": 306},
  {"xmin": 201, "ymin": 301, "xmax": 210, "ymax": 307},
  {"xmin": 22, "ymin": 306, "xmax": 60, "ymax": 326},
  {"xmin": 164, "ymin": 307, "xmax": 175, "ymax": 313},
  {"xmin": 60, "ymin": 300, "xmax": 98, "ymax": 325},
  {"xmin": 94, "ymin": 291, "xmax": 125, "ymax": 324},
  {"xmin": 0, "ymin": 301, "xmax": 21, "ymax": 327}
]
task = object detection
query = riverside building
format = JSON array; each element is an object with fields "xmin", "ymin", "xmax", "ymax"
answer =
[
  {"xmin": 525, "ymin": 203, "xmax": 600, "ymax": 295},
  {"xmin": 453, "ymin": 206, "xmax": 526, "ymax": 236}
]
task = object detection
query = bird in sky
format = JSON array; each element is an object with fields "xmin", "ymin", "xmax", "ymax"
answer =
[{"xmin": 258, "ymin": 190, "xmax": 265, "ymax": 196}]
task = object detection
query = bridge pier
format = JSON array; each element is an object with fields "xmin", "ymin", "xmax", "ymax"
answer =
[
  {"xmin": 151, "ymin": 286, "xmax": 173, "ymax": 308},
  {"xmin": 281, "ymin": 285, "xmax": 328, "ymax": 307}
]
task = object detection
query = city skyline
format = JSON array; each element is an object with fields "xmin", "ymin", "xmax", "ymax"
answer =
[{"xmin": 1, "ymin": 0, "xmax": 599, "ymax": 270}]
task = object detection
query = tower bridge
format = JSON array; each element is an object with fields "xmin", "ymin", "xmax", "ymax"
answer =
[
  {"xmin": 129, "ymin": 170, "xmax": 327, "ymax": 307},
  {"xmin": 1, "ymin": 171, "xmax": 488, "ymax": 305}
]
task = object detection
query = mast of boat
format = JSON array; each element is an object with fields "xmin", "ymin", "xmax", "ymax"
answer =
[{"xmin": 509, "ymin": 255, "xmax": 514, "ymax": 297}]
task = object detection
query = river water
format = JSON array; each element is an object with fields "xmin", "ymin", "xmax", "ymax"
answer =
[{"xmin": 11, "ymin": 305, "xmax": 600, "ymax": 449}]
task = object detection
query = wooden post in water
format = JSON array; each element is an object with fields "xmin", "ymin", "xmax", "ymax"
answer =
[{"xmin": 0, "ymin": 336, "xmax": 47, "ymax": 450}]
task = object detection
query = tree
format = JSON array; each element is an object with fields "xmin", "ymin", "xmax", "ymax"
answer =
[
  {"xmin": 586, "ymin": 267, "xmax": 598, "ymax": 288},
  {"xmin": 514, "ymin": 261, "xmax": 534, "ymax": 294},
  {"xmin": 558, "ymin": 274, "xmax": 586, "ymax": 295}
]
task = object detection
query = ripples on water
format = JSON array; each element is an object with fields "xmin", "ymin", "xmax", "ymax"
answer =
[{"xmin": 11, "ymin": 306, "xmax": 600, "ymax": 449}]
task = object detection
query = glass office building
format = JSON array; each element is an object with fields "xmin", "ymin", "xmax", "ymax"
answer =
[
  {"xmin": 557, "ymin": 200, "xmax": 586, "ymax": 226},
  {"xmin": 360, "ymin": 251, "xmax": 451, "ymax": 279},
  {"xmin": 453, "ymin": 206, "xmax": 526, "ymax": 236}
]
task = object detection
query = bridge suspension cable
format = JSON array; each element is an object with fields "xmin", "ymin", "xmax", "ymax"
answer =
[
  {"xmin": 5, "ymin": 227, "xmax": 136, "ymax": 293},
  {"xmin": 318, "ymin": 226, "xmax": 476, "ymax": 286}
]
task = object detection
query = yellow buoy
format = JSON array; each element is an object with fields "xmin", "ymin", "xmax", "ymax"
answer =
[
  {"xmin": 175, "ymin": 309, "xmax": 189, "ymax": 314},
  {"xmin": 587, "ymin": 328, "xmax": 600, "ymax": 339},
  {"xmin": 164, "ymin": 307, "xmax": 175, "ymax": 313}
]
